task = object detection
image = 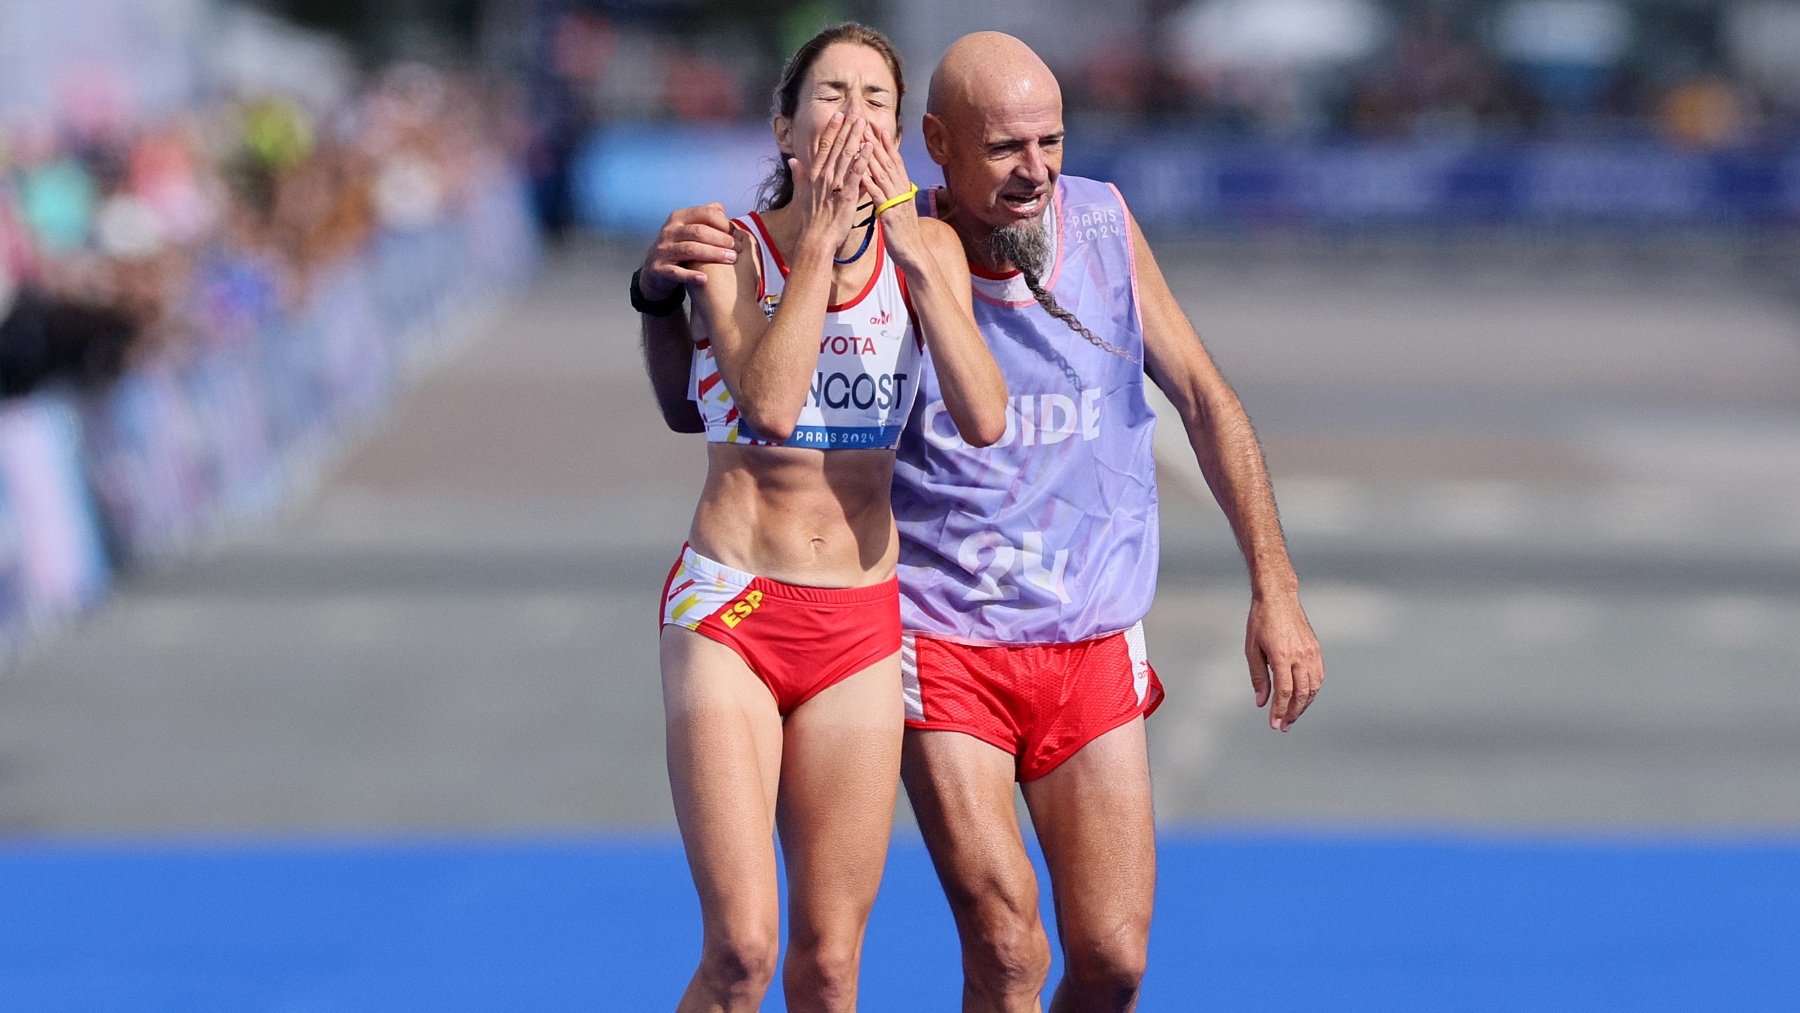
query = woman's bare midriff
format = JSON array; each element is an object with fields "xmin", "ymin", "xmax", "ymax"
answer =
[{"xmin": 687, "ymin": 442, "xmax": 898, "ymax": 588}]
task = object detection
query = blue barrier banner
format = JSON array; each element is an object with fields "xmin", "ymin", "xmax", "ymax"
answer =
[
  {"xmin": 309, "ymin": 261, "xmax": 393, "ymax": 425},
  {"xmin": 571, "ymin": 125, "xmax": 938, "ymax": 234},
  {"xmin": 1074, "ymin": 137, "xmax": 1800, "ymax": 226},
  {"xmin": 0, "ymin": 396, "xmax": 109, "ymax": 623},
  {"xmin": 575, "ymin": 127, "xmax": 1800, "ymax": 233},
  {"xmin": 572, "ymin": 124, "xmax": 768, "ymax": 234},
  {"xmin": 185, "ymin": 353, "xmax": 279, "ymax": 519},
  {"xmin": 82, "ymin": 365, "xmax": 207, "ymax": 559},
  {"xmin": 0, "ymin": 456, "xmax": 26, "ymax": 644},
  {"xmin": 0, "ymin": 169, "xmax": 538, "ymax": 656},
  {"xmin": 253, "ymin": 318, "xmax": 324, "ymax": 457},
  {"xmin": 468, "ymin": 168, "xmax": 541, "ymax": 287}
]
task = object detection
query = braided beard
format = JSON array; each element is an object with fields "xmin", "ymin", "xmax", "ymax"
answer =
[
  {"xmin": 989, "ymin": 211, "xmax": 1137, "ymax": 364},
  {"xmin": 989, "ymin": 217, "xmax": 1052, "ymax": 277}
]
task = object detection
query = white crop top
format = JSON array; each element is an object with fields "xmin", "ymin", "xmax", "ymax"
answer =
[{"xmin": 690, "ymin": 212, "xmax": 922, "ymax": 450}]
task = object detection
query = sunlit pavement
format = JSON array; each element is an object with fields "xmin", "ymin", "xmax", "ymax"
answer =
[{"xmin": 1, "ymin": 240, "xmax": 1797, "ymax": 1008}]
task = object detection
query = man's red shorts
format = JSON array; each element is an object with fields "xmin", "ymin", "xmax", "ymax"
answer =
[
  {"xmin": 661, "ymin": 544, "xmax": 901, "ymax": 715},
  {"xmin": 902, "ymin": 624, "xmax": 1164, "ymax": 781}
]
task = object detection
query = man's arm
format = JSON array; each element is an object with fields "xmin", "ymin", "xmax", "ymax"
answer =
[
  {"xmin": 1129, "ymin": 209, "xmax": 1323, "ymax": 732},
  {"xmin": 636, "ymin": 203, "xmax": 739, "ymax": 433},
  {"xmin": 642, "ymin": 313, "xmax": 701, "ymax": 432}
]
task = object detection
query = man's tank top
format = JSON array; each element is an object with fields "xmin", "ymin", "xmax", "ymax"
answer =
[
  {"xmin": 689, "ymin": 213, "xmax": 922, "ymax": 450},
  {"xmin": 892, "ymin": 175, "xmax": 1159, "ymax": 645}
]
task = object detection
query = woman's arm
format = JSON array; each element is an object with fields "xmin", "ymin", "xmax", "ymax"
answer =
[
  {"xmin": 864, "ymin": 132, "xmax": 1007, "ymax": 446},
  {"xmin": 904, "ymin": 218, "xmax": 1007, "ymax": 446},
  {"xmin": 693, "ymin": 113, "xmax": 873, "ymax": 442}
]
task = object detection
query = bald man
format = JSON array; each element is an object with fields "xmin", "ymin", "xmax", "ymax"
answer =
[{"xmin": 634, "ymin": 32, "xmax": 1322, "ymax": 1012}]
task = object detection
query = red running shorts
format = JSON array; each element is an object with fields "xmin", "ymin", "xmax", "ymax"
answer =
[
  {"xmin": 902, "ymin": 624, "xmax": 1165, "ymax": 781},
  {"xmin": 660, "ymin": 543, "xmax": 901, "ymax": 715}
]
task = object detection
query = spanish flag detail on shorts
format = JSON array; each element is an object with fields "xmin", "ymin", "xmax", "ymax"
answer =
[{"xmin": 660, "ymin": 545, "xmax": 755, "ymax": 631}]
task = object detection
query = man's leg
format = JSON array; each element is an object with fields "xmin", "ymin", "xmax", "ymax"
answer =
[
  {"xmin": 777, "ymin": 653, "xmax": 904, "ymax": 1013},
  {"xmin": 903, "ymin": 730, "xmax": 1052, "ymax": 1012},
  {"xmin": 1020, "ymin": 718, "xmax": 1156, "ymax": 1013}
]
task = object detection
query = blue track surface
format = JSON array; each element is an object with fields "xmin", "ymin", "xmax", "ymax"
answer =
[{"xmin": 1, "ymin": 832, "xmax": 1795, "ymax": 1011}]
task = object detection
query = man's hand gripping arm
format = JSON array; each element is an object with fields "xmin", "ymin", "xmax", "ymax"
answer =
[{"xmin": 636, "ymin": 203, "xmax": 737, "ymax": 433}]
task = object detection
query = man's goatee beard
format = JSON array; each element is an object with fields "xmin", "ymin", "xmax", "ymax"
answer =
[{"xmin": 989, "ymin": 216, "xmax": 1050, "ymax": 276}]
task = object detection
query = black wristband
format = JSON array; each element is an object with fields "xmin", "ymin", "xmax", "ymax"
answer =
[{"xmin": 630, "ymin": 268, "xmax": 687, "ymax": 317}]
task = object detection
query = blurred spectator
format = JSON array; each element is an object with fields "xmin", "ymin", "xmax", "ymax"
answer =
[
  {"xmin": 0, "ymin": 57, "xmax": 522, "ymax": 401},
  {"xmin": 1493, "ymin": 0, "xmax": 1632, "ymax": 113},
  {"xmin": 1171, "ymin": 0, "xmax": 1387, "ymax": 134},
  {"xmin": 18, "ymin": 150, "xmax": 99, "ymax": 255},
  {"xmin": 1347, "ymin": 12, "xmax": 1535, "ymax": 138},
  {"xmin": 528, "ymin": 10, "xmax": 614, "ymax": 238},
  {"xmin": 1659, "ymin": 73, "xmax": 1747, "ymax": 149},
  {"xmin": 1059, "ymin": 1, "xmax": 1800, "ymax": 143},
  {"xmin": 663, "ymin": 49, "xmax": 746, "ymax": 122},
  {"xmin": 1725, "ymin": 1, "xmax": 1800, "ymax": 143}
]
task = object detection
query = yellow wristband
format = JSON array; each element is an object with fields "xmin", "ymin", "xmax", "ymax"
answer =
[{"xmin": 874, "ymin": 183, "xmax": 919, "ymax": 217}]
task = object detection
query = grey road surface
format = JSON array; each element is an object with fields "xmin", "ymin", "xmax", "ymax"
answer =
[{"xmin": 1, "ymin": 239, "xmax": 1796, "ymax": 836}]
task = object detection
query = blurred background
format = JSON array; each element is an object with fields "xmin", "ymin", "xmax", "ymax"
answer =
[{"xmin": 0, "ymin": 0, "xmax": 1797, "ymax": 1009}]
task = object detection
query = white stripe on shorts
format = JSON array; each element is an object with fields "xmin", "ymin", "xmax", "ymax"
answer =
[
  {"xmin": 900, "ymin": 632, "xmax": 922, "ymax": 722},
  {"xmin": 661, "ymin": 546, "xmax": 755, "ymax": 630},
  {"xmin": 1124, "ymin": 620, "xmax": 1150, "ymax": 706}
]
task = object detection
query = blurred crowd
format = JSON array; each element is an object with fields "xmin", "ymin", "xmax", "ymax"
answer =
[
  {"xmin": 1078, "ymin": 2, "xmax": 1800, "ymax": 147},
  {"xmin": 541, "ymin": 0, "xmax": 1800, "ymax": 150},
  {"xmin": 0, "ymin": 66, "xmax": 524, "ymax": 402}
]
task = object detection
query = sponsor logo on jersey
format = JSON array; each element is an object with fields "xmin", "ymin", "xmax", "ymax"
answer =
[
  {"xmin": 821, "ymin": 334, "xmax": 881, "ymax": 355},
  {"xmin": 808, "ymin": 371, "xmax": 911, "ymax": 412},
  {"xmin": 1068, "ymin": 204, "xmax": 1126, "ymax": 241},
  {"xmin": 786, "ymin": 425, "xmax": 904, "ymax": 448}
]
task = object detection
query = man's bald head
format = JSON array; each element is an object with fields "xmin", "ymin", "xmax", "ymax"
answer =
[
  {"xmin": 921, "ymin": 32, "xmax": 1066, "ymax": 271},
  {"xmin": 927, "ymin": 32, "xmax": 1061, "ymax": 122}
]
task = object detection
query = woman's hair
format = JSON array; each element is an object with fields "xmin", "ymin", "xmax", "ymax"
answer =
[{"xmin": 755, "ymin": 22, "xmax": 905, "ymax": 211}]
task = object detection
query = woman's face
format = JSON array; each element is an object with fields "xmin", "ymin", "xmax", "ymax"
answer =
[{"xmin": 776, "ymin": 42, "xmax": 900, "ymax": 163}]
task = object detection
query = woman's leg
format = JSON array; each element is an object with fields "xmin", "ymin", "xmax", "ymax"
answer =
[
  {"xmin": 776, "ymin": 651, "xmax": 904, "ymax": 1013},
  {"xmin": 662, "ymin": 627, "xmax": 787, "ymax": 1012}
]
